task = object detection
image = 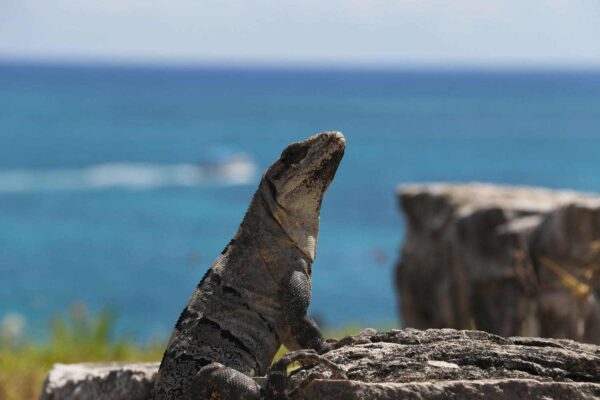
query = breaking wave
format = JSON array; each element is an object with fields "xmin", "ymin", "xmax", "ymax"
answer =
[{"xmin": 0, "ymin": 156, "xmax": 258, "ymax": 193}]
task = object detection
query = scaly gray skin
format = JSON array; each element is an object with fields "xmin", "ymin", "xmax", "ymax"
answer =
[{"xmin": 154, "ymin": 132, "xmax": 346, "ymax": 400}]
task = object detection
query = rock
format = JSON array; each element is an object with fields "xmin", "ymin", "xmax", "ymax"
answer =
[
  {"xmin": 396, "ymin": 183, "xmax": 600, "ymax": 342},
  {"xmin": 291, "ymin": 328, "xmax": 600, "ymax": 399},
  {"xmin": 40, "ymin": 329, "xmax": 600, "ymax": 399},
  {"xmin": 303, "ymin": 379, "xmax": 600, "ymax": 400},
  {"xmin": 39, "ymin": 362, "xmax": 159, "ymax": 400}
]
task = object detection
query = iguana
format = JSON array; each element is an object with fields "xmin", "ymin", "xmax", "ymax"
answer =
[{"xmin": 154, "ymin": 131, "xmax": 346, "ymax": 400}]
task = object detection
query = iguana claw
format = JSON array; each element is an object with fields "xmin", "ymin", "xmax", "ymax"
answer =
[{"xmin": 265, "ymin": 349, "xmax": 347, "ymax": 400}]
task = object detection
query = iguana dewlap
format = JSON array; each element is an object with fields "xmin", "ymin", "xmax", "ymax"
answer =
[{"xmin": 154, "ymin": 132, "xmax": 346, "ymax": 399}]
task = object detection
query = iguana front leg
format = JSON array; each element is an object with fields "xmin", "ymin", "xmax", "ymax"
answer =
[
  {"xmin": 265, "ymin": 349, "xmax": 347, "ymax": 400},
  {"xmin": 190, "ymin": 362, "xmax": 261, "ymax": 400},
  {"xmin": 278, "ymin": 267, "xmax": 329, "ymax": 354}
]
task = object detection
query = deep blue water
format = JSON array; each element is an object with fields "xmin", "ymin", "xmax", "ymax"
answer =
[{"xmin": 1, "ymin": 63, "xmax": 600, "ymax": 341}]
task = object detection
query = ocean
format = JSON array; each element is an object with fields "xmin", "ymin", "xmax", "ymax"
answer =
[{"xmin": 1, "ymin": 63, "xmax": 600, "ymax": 341}]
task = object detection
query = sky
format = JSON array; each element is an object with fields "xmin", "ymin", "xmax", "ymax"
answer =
[{"xmin": 1, "ymin": 0, "xmax": 600, "ymax": 68}]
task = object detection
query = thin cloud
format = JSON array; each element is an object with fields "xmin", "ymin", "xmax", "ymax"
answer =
[{"xmin": 0, "ymin": 0, "xmax": 599, "ymax": 67}]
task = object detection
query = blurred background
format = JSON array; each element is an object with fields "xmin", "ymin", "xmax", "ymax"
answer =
[{"xmin": 1, "ymin": 1, "xmax": 600, "ymax": 397}]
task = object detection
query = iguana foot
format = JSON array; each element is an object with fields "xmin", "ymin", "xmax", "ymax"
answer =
[
  {"xmin": 191, "ymin": 362, "xmax": 261, "ymax": 400},
  {"xmin": 265, "ymin": 349, "xmax": 347, "ymax": 400}
]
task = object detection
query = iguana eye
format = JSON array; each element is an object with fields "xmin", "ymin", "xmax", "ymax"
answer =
[{"xmin": 281, "ymin": 143, "xmax": 308, "ymax": 165}]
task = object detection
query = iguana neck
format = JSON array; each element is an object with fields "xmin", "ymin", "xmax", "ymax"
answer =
[{"xmin": 239, "ymin": 180, "xmax": 319, "ymax": 262}]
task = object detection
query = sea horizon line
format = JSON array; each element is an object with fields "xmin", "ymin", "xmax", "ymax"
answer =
[{"xmin": 2, "ymin": 57, "xmax": 600, "ymax": 75}]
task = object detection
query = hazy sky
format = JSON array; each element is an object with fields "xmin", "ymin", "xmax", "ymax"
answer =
[{"xmin": 1, "ymin": 0, "xmax": 599, "ymax": 67}]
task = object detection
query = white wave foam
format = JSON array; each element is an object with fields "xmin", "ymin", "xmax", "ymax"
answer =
[{"xmin": 0, "ymin": 156, "xmax": 258, "ymax": 193}]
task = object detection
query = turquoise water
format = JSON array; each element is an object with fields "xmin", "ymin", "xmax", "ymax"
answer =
[{"xmin": 1, "ymin": 64, "xmax": 600, "ymax": 340}]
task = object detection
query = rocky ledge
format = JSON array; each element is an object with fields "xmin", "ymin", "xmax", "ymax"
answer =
[
  {"xmin": 396, "ymin": 183, "xmax": 600, "ymax": 342},
  {"xmin": 41, "ymin": 328, "xmax": 600, "ymax": 399},
  {"xmin": 40, "ymin": 362, "xmax": 159, "ymax": 400}
]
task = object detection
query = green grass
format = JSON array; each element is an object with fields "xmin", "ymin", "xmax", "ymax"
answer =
[
  {"xmin": 0, "ymin": 305, "xmax": 164, "ymax": 400},
  {"xmin": 0, "ymin": 305, "xmax": 384, "ymax": 400}
]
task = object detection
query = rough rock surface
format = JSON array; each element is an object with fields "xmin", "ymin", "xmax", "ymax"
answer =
[
  {"xmin": 396, "ymin": 183, "xmax": 600, "ymax": 342},
  {"xmin": 39, "ymin": 362, "xmax": 159, "ymax": 400},
  {"xmin": 40, "ymin": 329, "xmax": 600, "ymax": 399}
]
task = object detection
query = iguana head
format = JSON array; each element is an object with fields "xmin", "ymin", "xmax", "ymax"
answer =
[{"xmin": 260, "ymin": 131, "xmax": 345, "ymax": 261}]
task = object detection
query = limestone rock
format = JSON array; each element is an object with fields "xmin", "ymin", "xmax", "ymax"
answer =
[
  {"xmin": 39, "ymin": 329, "xmax": 600, "ymax": 399},
  {"xmin": 396, "ymin": 183, "xmax": 600, "ymax": 342},
  {"xmin": 39, "ymin": 362, "xmax": 159, "ymax": 400},
  {"xmin": 294, "ymin": 328, "xmax": 600, "ymax": 399},
  {"xmin": 303, "ymin": 379, "xmax": 600, "ymax": 400}
]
